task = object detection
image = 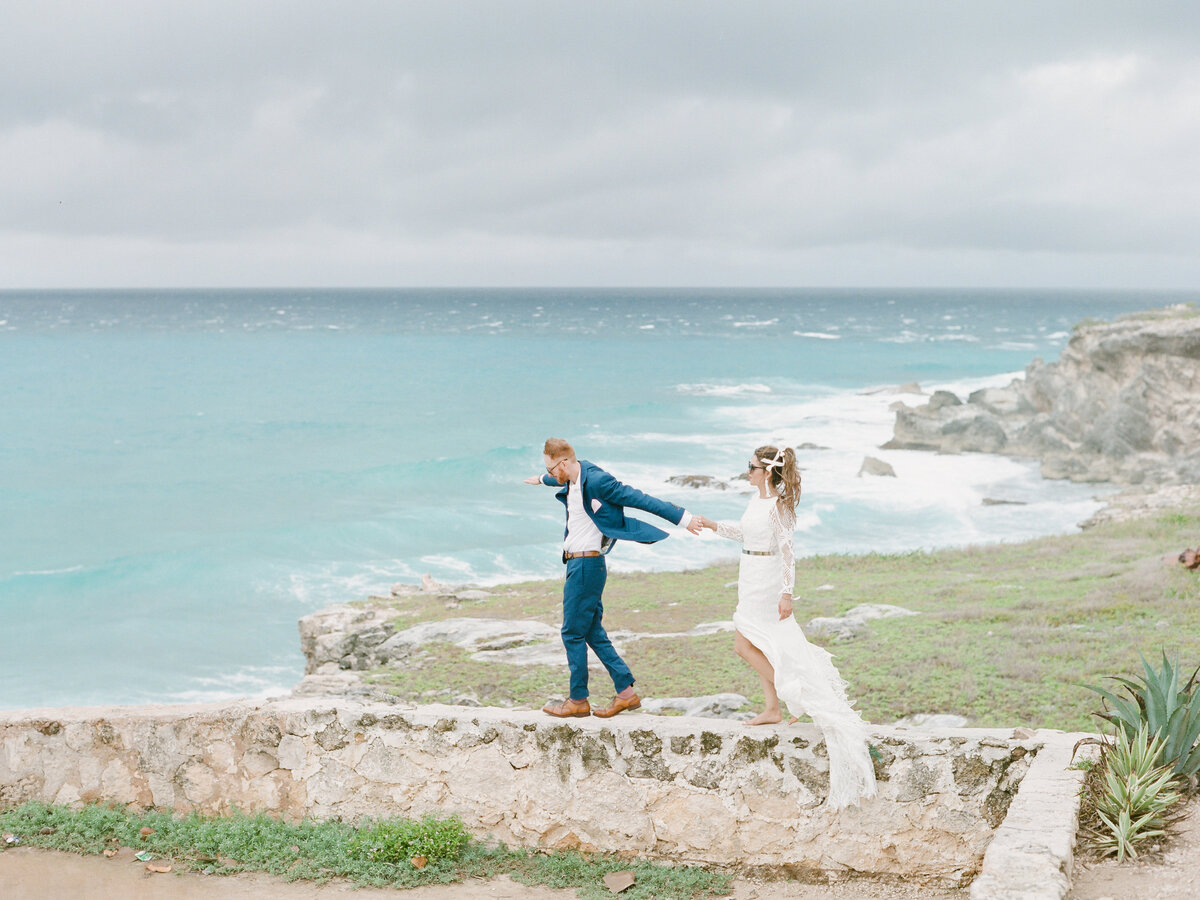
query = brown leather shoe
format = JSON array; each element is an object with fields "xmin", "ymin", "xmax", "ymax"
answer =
[
  {"xmin": 592, "ymin": 693, "xmax": 641, "ymax": 718},
  {"xmin": 543, "ymin": 697, "xmax": 591, "ymax": 718}
]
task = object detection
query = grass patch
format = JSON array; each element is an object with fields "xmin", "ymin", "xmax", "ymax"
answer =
[
  {"xmin": 0, "ymin": 801, "xmax": 731, "ymax": 899},
  {"xmin": 363, "ymin": 642, "xmax": 565, "ymax": 707},
  {"xmin": 361, "ymin": 503, "xmax": 1200, "ymax": 731}
]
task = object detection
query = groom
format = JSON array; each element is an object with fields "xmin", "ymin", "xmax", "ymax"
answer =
[{"xmin": 525, "ymin": 438, "xmax": 702, "ymax": 718}]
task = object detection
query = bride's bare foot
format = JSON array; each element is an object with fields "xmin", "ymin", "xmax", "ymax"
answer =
[
  {"xmin": 744, "ymin": 709, "xmax": 783, "ymax": 726},
  {"xmin": 787, "ymin": 716, "xmax": 800, "ymax": 725}
]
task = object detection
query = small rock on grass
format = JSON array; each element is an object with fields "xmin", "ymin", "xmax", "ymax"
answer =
[
  {"xmin": 892, "ymin": 713, "xmax": 969, "ymax": 729},
  {"xmin": 603, "ymin": 871, "xmax": 636, "ymax": 893}
]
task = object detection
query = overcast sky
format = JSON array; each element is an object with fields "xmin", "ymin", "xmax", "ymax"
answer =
[{"xmin": 3, "ymin": 1, "xmax": 1200, "ymax": 288}]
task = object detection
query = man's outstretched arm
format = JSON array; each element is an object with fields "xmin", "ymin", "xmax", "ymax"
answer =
[{"xmin": 591, "ymin": 470, "xmax": 703, "ymax": 533}]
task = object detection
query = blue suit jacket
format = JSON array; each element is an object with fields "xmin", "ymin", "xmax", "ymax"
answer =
[{"xmin": 541, "ymin": 460, "xmax": 685, "ymax": 554}]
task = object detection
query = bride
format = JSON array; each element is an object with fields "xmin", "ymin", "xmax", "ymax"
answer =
[{"xmin": 695, "ymin": 445, "xmax": 876, "ymax": 809}]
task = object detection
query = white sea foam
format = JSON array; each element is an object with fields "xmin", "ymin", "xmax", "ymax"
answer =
[
  {"xmin": 793, "ymin": 331, "xmax": 841, "ymax": 340},
  {"xmin": 993, "ymin": 341, "xmax": 1038, "ymax": 351},
  {"xmin": 675, "ymin": 383, "xmax": 773, "ymax": 397},
  {"xmin": 9, "ymin": 564, "xmax": 86, "ymax": 577},
  {"xmin": 732, "ymin": 318, "xmax": 779, "ymax": 328},
  {"xmin": 928, "ymin": 333, "xmax": 981, "ymax": 343},
  {"xmin": 164, "ymin": 665, "xmax": 297, "ymax": 704}
]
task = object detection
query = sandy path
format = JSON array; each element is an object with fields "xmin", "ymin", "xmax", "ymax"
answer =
[
  {"xmin": 0, "ymin": 846, "xmax": 966, "ymax": 900},
  {"xmin": 1067, "ymin": 799, "xmax": 1200, "ymax": 900},
  {"xmin": 0, "ymin": 847, "xmax": 568, "ymax": 900}
]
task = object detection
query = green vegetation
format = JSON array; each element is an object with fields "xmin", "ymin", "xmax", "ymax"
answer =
[
  {"xmin": 1081, "ymin": 726, "xmax": 1181, "ymax": 862},
  {"xmin": 348, "ymin": 814, "xmax": 471, "ymax": 865},
  {"xmin": 0, "ymin": 802, "xmax": 730, "ymax": 899},
  {"xmin": 1084, "ymin": 652, "xmax": 1200, "ymax": 780},
  {"xmin": 1078, "ymin": 650, "xmax": 1200, "ymax": 862},
  {"xmin": 365, "ymin": 506, "xmax": 1200, "ymax": 731}
]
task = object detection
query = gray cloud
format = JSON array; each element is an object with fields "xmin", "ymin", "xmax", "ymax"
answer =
[{"xmin": 2, "ymin": 1, "xmax": 1199, "ymax": 287}]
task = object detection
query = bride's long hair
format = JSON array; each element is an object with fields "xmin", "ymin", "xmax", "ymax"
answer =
[{"xmin": 754, "ymin": 444, "xmax": 801, "ymax": 512}]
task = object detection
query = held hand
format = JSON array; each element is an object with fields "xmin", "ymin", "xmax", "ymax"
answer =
[
  {"xmin": 686, "ymin": 515, "xmax": 704, "ymax": 535},
  {"xmin": 778, "ymin": 594, "xmax": 793, "ymax": 620},
  {"xmin": 524, "ymin": 475, "xmax": 542, "ymax": 485}
]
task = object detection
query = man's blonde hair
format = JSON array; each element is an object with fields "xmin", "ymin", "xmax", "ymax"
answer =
[{"xmin": 543, "ymin": 437, "xmax": 575, "ymax": 459}]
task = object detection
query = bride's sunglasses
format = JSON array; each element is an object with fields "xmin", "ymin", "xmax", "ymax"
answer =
[{"xmin": 747, "ymin": 461, "xmax": 766, "ymax": 472}]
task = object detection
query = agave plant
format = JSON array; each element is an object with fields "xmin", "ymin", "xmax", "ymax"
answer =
[
  {"xmin": 1086, "ymin": 725, "xmax": 1181, "ymax": 861},
  {"xmin": 1083, "ymin": 651, "xmax": 1200, "ymax": 783}
]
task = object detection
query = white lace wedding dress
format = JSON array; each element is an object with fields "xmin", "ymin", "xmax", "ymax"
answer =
[{"xmin": 716, "ymin": 494, "xmax": 877, "ymax": 810}]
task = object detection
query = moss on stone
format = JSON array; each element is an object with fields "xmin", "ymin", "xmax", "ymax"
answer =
[
  {"xmin": 732, "ymin": 734, "xmax": 778, "ymax": 765},
  {"xmin": 627, "ymin": 756, "xmax": 673, "ymax": 782},
  {"xmin": 952, "ymin": 754, "xmax": 994, "ymax": 796},
  {"xmin": 788, "ymin": 757, "xmax": 830, "ymax": 795},
  {"xmin": 895, "ymin": 759, "xmax": 938, "ymax": 802},
  {"xmin": 629, "ymin": 730, "xmax": 663, "ymax": 756},
  {"xmin": 670, "ymin": 734, "xmax": 696, "ymax": 755},
  {"xmin": 983, "ymin": 783, "xmax": 1016, "ymax": 828},
  {"xmin": 578, "ymin": 735, "xmax": 612, "ymax": 773},
  {"xmin": 314, "ymin": 721, "xmax": 349, "ymax": 751}
]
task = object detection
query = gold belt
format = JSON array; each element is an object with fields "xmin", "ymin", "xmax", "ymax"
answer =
[{"xmin": 742, "ymin": 549, "xmax": 776, "ymax": 556}]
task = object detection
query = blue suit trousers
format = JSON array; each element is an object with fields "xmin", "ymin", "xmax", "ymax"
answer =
[{"xmin": 562, "ymin": 556, "xmax": 634, "ymax": 700}]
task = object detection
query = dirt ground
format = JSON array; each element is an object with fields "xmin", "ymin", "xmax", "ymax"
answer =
[
  {"xmin": 1067, "ymin": 798, "xmax": 1200, "ymax": 900},
  {"xmin": 11, "ymin": 811, "xmax": 1200, "ymax": 900},
  {"xmin": 0, "ymin": 846, "xmax": 966, "ymax": 900},
  {"xmin": 14, "ymin": 804, "xmax": 1200, "ymax": 899}
]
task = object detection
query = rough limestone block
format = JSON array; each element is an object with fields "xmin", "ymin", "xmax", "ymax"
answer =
[{"xmin": 0, "ymin": 700, "xmax": 1062, "ymax": 887}]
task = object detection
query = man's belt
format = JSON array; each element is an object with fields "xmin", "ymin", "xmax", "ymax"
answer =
[
  {"xmin": 563, "ymin": 550, "xmax": 603, "ymax": 562},
  {"xmin": 742, "ymin": 549, "xmax": 776, "ymax": 556}
]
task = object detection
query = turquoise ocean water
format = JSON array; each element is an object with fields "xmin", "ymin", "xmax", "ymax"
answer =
[{"xmin": 0, "ymin": 288, "xmax": 1191, "ymax": 709}]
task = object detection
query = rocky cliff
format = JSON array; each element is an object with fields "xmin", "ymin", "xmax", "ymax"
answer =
[{"xmin": 883, "ymin": 306, "xmax": 1200, "ymax": 485}]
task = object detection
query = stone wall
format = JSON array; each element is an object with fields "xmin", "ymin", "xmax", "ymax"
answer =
[{"xmin": 1, "ymin": 699, "xmax": 1043, "ymax": 884}]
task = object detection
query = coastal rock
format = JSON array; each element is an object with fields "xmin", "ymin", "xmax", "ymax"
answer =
[
  {"xmin": 641, "ymin": 694, "xmax": 753, "ymax": 720},
  {"xmin": 666, "ymin": 474, "xmax": 732, "ymax": 490},
  {"xmin": 471, "ymin": 620, "xmax": 737, "ymax": 667},
  {"xmin": 981, "ymin": 498, "xmax": 1028, "ymax": 506},
  {"xmin": 1078, "ymin": 483, "xmax": 1200, "ymax": 529},
  {"xmin": 455, "ymin": 589, "xmax": 492, "ymax": 602},
  {"xmin": 297, "ymin": 606, "xmax": 743, "ymax": 688},
  {"xmin": 805, "ymin": 604, "xmax": 919, "ymax": 641},
  {"xmin": 893, "ymin": 714, "xmax": 970, "ymax": 730},
  {"xmin": 884, "ymin": 307, "xmax": 1200, "ymax": 485},
  {"xmin": 858, "ymin": 456, "xmax": 897, "ymax": 478},
  {"xmin": 928, "ymin": 390, "xmax": 963, "ymax": 410},
  {"xmin": 378, "ymin": 618, "xmax": 559, "ymax": 662},
  {"xmin": 297, "ymin": 604, "xmax": 401, "ymax": 674}
]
